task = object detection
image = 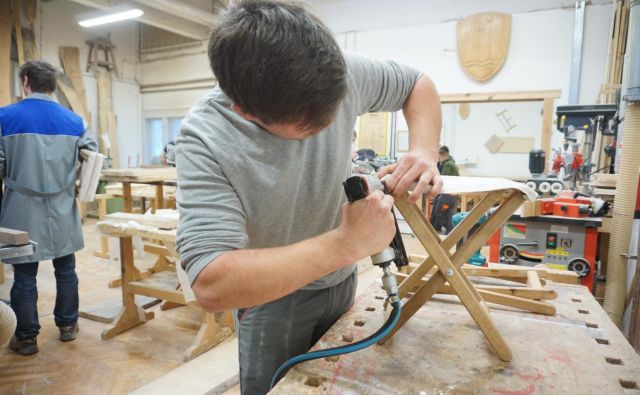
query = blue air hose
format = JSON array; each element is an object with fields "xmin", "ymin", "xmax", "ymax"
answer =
[{"xmin": 269, "ymin": 300, "xmax": 402, "ymax": 390}]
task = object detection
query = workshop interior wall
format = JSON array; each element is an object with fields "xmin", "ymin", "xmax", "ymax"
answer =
[
  {"xmin": 31, "ymin": 0, "xmax": 142, "ymax": 167},
  {"xmin": 29, "ymin": 0, "xmax": 613, "ymax": 173},
  {"xmin": 333, "ymin": 1, "xmax": 613, "ymax": 177}
]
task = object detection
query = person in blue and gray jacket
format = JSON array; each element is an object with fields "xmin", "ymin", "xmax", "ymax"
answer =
[{"xmin": 0, "ymin": 60, "xmax": 98, "ymax": 355}]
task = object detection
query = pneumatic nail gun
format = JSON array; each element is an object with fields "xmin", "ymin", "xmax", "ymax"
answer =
[{"xmin": 342, "ymin": 175, "xmax": 409, "ymax": 302}]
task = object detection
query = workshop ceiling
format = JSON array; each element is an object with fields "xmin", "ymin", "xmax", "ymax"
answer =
[{"xmin": 68, "ymin": 0, "xmax": 227, "ymax": 40}]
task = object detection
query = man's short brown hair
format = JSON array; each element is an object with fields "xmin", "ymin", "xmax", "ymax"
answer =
[
  {"xmin": 207, "ymin": 0, "xmax": 347, "ymax": 132},
  {"xmin": 19, "ymin": 60, "xmax": 57, "ymax": 93}
]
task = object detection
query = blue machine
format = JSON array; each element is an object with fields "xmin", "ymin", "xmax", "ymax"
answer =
[{"xmin": 452, "ymin": 212, "xmax": 487, "ymax": 266}]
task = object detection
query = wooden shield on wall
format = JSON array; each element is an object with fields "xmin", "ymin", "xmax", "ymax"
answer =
[{"xmin": 457, "ymin": 12, "xmax": 511, "ymax": 82}]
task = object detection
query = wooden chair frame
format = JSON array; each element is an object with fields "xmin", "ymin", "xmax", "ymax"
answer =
[{"xmin": 380, "ymin": 189, "xmax": 527, "ymax": 361}]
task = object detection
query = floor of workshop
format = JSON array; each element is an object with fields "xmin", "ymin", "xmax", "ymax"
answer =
[{"xmin": 0, "ymin": 219, "xmax": 426, "ymax": 394}]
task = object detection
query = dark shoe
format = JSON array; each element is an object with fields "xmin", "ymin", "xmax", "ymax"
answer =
[
  {"xmin": 59, "ymin": 323, "xmax": 79, "ymax": 342},
  {"xmin": 9, "ymin": 336, "xmax": 38, "ymax": 355}
]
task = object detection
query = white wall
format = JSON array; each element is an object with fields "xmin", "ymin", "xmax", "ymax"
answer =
[
  {"xmin": 319, "ymin": 0, "xmax": 613, "ymax": 177},
  {"xmin": 34, "ymin": 0, "xmax": 141, "ymax": 167}
]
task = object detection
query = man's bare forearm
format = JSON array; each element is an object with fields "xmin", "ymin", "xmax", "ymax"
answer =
[
  {"xmin": 404, "ymin": 75, "xmax": 441, "ymax": 162},
  {"xmin": 192, "ymin": 229, "xmax": 359, "ymax": 312}
]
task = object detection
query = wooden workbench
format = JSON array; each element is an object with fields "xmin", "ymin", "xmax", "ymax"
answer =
[
  {"xmin": 272, "ymin": 281, "xmax": 640, "ymax": 394},
  {"xmin": 101, "ymin": 167, "xmax": 177, "ymax": 212},
  {"xmin": 91, "ymin": 220, "xmax": 233, "ymax": 361}
]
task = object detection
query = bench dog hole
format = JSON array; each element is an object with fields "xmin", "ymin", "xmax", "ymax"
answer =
[
  {"xmin": 354, "ymin": 320, "xmax": 366, "ymax": 327},
  {"xmin": 571, "ymin": 298, "xmax": 581, "ymax": 302},
  {"xmin": 586, "ymin": 322, "xmax": 598, "ymax": 328},
  {"xmin": 619, "ymin": 379, "xmax": 639, "ymax": 390},
  {"xmin": 324, "ymin": 356, "xmax": 340, "ymax": 363},
  {"xmin": 606, "ymin": 357, "xmax": 623, "ymax": 365},
  {"xmin": 578, "ymin": 309, "xmax": 590, "ymax": 314},
  {"xmin": 595, "ymin": 338, "xmax": 610, "ymax": 345},
  {"xmin": 342, "ymin": 334, "xmax": 354, "ymax": 343},
  {"xmin": 305, "ymin": 375, "xmax": 327, "ymax": 388},
  {"xmin": 365, "ymin": 307, "xmax": 376, "ymax": 312}
]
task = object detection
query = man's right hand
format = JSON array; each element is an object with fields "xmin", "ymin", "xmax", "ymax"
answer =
[{"xmin": 336, "ymin": 190, "xmax": 396, "ymax": 261}]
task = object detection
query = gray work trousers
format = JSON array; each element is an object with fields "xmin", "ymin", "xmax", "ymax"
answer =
[{"xmin": 236, "ymin": 269, "xmax": 357, "ymax": 395}]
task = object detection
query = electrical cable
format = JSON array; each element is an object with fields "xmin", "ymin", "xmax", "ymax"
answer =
[{"xmin": 269, "ymin": 300, "xmax": 402, "ymax": 390}]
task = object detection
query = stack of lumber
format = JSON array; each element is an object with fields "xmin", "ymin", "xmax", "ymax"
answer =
[
  {"xmin": 79, "ymin": 150, "xmax": 104, "ymax": 202},
  {"xmin": 104, "ymin": 210, "xmax": 179, "ymax": 230},
  {"xmin": 105, "ymin": 183, "xmax": 176, "ymax": 199},
  {"xmin": 102, "ymin": 167, "xmax": 177, "ymax": 182}
]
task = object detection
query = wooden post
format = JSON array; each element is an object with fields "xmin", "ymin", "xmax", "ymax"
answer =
[
  {"xmin": 12, "ymin": 0, "xmax": 24, "ymax": 66},
  {"xmin": 101, "ymin": 236, "xmax": 154, "ymax": 340},
  {"xmin": 122, "ymin": 182, "xmax": 133, "ymax": 212},
  {"xmin": 0, "ymin": 0, "xmax": 12, "ymax": 106}
]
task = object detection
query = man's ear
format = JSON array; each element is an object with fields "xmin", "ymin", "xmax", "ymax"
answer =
[{"xmin": 231, "ymin": 103, "xmax": 258, "ymax": 122}]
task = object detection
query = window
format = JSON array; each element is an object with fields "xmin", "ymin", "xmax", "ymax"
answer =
[{"xmin": 143, "ymin": 116, "xmax": 184, "ymax": 165}]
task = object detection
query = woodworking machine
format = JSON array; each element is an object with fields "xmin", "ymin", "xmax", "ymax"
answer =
[{"xmin": 489, "ymin": 215, "xmax": 599, "ymax": 291}]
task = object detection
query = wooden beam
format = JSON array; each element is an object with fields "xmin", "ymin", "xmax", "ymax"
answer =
[
  {"xmin": 128, "ymin": 282, "xmax": 185, "ymax": 304},
  {"xmin": 395, "ymin": 272, "xmax": 557, "ymax": 300},
  {"xmin": 440, "ymin": 90, "xmax": 561, "ymax": 103},
  {"xmin": 0, "ymin": 227, "xmax": 29, "ymax": 245},
  {"xmin": 105, "ymin": 212, "xmax": 178, "ymax": 229},
  {"xmin": 0, "ymin": 0, "xmax": 12, "ymax": 106},
  {"xmin": 59, "ymin": 47, "xmax": 91, "ymax": 123},
  {"xmin": 12, "ymin": 0, "xmax": 24, "ymax": 66}
]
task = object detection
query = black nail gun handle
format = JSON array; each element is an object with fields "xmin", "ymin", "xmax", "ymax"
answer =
[{"xmin": 342, "ymin": 176, "xmax": 409, "ymax": 269}]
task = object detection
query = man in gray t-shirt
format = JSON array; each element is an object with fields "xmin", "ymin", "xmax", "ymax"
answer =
[{"xmin": 176, "ymin": 1, "xmax": 443, "ymax": 393}]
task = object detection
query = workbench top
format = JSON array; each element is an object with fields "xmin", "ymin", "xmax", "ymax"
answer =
[{"xmin": 272, "ymin": 281, "xmax": 640, "ymax": 394}]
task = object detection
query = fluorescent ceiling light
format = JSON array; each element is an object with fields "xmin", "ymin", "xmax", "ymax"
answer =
[{"xmin": 78, "ymin": 9, "xmax": 144, "ymax": 27}]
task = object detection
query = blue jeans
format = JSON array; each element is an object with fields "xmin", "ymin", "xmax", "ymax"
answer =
[{"xmin": 10, "ymin": 254, "xmax": 79, "ymax": 340}]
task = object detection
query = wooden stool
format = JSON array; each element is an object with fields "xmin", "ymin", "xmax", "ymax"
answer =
[{"xmin": 381, "ymin": 189, "xmax": 528, "ymax": 362}]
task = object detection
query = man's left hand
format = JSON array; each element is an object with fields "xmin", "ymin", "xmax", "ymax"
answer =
[{"xmin": 378, "ymin": 151, "xmax": 443, "ymax": 203}]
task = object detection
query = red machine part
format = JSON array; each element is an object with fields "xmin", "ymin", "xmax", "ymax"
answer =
[
  {"xmin": 552, "ymin": 202, "xmax": 590, "ymax": 218},
  {"xmin": 581, "ymin": 227, "xmax": 598, "ymax": 292},
  {"xmin": 551, "ymin": 152, "xmax": 564, "ymax": 175}
]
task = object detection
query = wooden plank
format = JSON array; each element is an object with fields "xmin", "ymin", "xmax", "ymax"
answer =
[
  {"xmin": 0, "ymin": 227, "xmax": 29, "ymax": 245},
  {"xmin": 56, "ymin": 75, "xmax": 89, "ymax": 123},
  {"xmin": 0, "ymin": 0, "xmax": 12, "ymax": 106},
  {"xmin": 105, "ymin": 212, "xmax": 179, "ymax": 229},
  {"xmin": 96, "ymin": 69, "xmax": 113, "ymax": 158},
  {"xmin": 128, "ymin": 282, "xmax": 185, "ymax": 304},
  {"xmin": 395, "ymin": 272, "xmax": 557, "ymax": 300},
  {"xmin": 23, "ymin": 0, "xmax": 35, "ymax": 25},
  {"xmin": 12, "ymin": 0, "xmax": 24, "ymax": 66},
  {"xmin": 21, "ymin": 27, "xmax": 37, "ymax": 61},
  {"xmin": 108, "ymin": 111, "xmax": 120, "ymax": 167},
  {"xmin": 440, "ymin": 90, "xmax": 561, "ymax": 103},
  {"xmin": 102, "ymin": 167, "xmax": 177, "ymax": 181},
  {"xmin": 59, "ymin": 47, "xmax": 91, "ymax": 123}
]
